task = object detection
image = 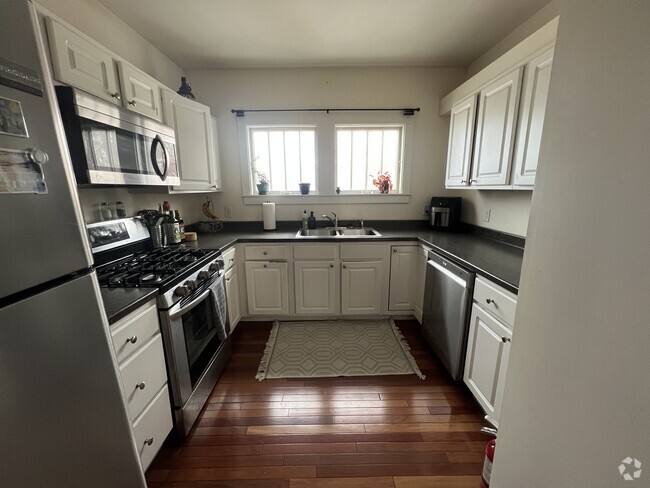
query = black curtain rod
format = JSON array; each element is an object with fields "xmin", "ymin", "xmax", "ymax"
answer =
[{"xmin": 231, "ymin": 107, "xmax": 420, "ymax": 117}]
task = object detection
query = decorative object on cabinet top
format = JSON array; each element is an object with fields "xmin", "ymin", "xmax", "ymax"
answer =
[{"xmin": 176, "ymin": 76, "xmax": 195, "ymax": 100}]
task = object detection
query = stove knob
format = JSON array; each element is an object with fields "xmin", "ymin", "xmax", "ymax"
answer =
[
  {"xmin": 198, "ymin": 271, "xmax": 211, "ymax": 280},
  {"xmin": 209, "ymin": 263, "xmax": 220, "ymax": 272},
  {"xmin": 185, "ymin": 280, "xmax": 198, "ymax": 290},
  {"xmin": 174, "ymin": 285, "xmax": 190, "ymax": 297}
]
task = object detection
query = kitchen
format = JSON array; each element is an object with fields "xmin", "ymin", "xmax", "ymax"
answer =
[{"xmin": 0, "ymin": 1, "xmax": 648, "ymax": 487}]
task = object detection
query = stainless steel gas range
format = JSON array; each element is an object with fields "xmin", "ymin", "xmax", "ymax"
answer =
[{"xmin": 89, "ymin": 217, "xmax": 232, "ymax": 436}]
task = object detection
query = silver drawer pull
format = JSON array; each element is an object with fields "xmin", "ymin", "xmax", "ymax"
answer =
[
  {"xmin": 126, "ymin": 336, "xmax": 138, "ymax": 344},
  {"xmin": 501, "ymin": 337, "xmax": 511, "ymax": 343},
  {"xmin": 144, "ymin": 437, "xmax": 154, "ymax": 446},
  {"xmin": 111, "ymin": 92, "xmax": 121, "ymax": 100},
  {"xmin": 136, "ymin": 382, "xmax": 146, "ymax": 390},
  {"xmin": 486, "ymin": 298, "xmax": 495, "ymax": 305},
  {"xmin": 128, "ymin": 100, "xmax": 137, "ymax": 106}
]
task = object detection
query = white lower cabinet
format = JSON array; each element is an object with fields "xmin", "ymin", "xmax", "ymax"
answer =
[
  {"xmin": 294, "ymin": 261, "xmax": 338, "ymax": 315},
  {"xmin": 245, "ymin": 261, "xmax": 290, "ymax": 315},
  {"xmin": 225, "ymin": 265, "xmax": 241, "ymax": 331},
  {"xmin": 414, "ymin": 246, "xmax": 431, "ymax": 323},
  {"xmin": 464, "ymin": 277, "xmax": 517, "ymax": 426},
  {"xmin": 109, "ymin": 300, "xmax": 172, "ymax": 471},
  {"xmin": 341, "ymin": 260, "xmax": 383, "ymax": 315},
  {"xmin": 388, "ymin": 245, "xmax": 419, "ymax": 311}
]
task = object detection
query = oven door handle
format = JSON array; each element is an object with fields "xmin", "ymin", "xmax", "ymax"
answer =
[{"xmin": 169, "ymin": 289, "xmax": 211, "ymax": 321}]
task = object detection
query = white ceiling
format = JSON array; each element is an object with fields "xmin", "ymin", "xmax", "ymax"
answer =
[{"xmin": 97, "ymin": 0, "xmax": 550, "ymax": 69}]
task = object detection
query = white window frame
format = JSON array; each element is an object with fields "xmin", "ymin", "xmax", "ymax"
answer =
[{"xmin": 238, "ymin": 111, "xmax": 413, "ymax": 205}]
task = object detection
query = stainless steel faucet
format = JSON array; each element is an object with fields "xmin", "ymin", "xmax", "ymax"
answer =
[
  {"xmin": 322, "ymin": 212, "xmax": 338, "ymax": 228},
  {"xmin": 359, "ymin": 218, "xmax": 364, "ymax": 229}
]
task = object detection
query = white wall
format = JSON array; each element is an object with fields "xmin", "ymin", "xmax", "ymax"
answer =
[
  {"xmin": 492, "ymin": 0, "xmax": 650, "ymax": 486},
  {"xmin": 36, "ymin": 0, "xmax": 183, "ymax": 88},
  {"xmin": 185, "ymin": 67, "xmax": 465, "ymax": 223},
  {"xmin": 466, "ymin": 0, "xmax": 560, "ymax": 78}
]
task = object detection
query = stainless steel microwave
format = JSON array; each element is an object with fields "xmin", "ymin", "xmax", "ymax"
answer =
[{"xmin": 56, "ymin": 86, "xmax": 179, "ymax": 186}]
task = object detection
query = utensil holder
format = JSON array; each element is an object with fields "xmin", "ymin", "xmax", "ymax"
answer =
[{"xmin": 149, "ymin": 225, "xmax": 165, "ymax": 248}]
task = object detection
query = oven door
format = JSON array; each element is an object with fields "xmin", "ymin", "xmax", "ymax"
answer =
[{"xmin": 162, "ymin": 283, "xmax": 228, "ymax": 408}]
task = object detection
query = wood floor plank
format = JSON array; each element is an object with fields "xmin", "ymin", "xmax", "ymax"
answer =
[
  {"xmin": 288, "ymin": 407, "xmax": 431, "ymax": 416},
  {"xmin": 289, "ymin": 477, "xmax": 395, "ymax": 488},
  {"xmin": 263, "ymin": 443, "xmax": 357, "ymax": 455},
  {"xmin": 179, "ymin": 445, "xmax": 265, "ymax": 457},
  {"xmin": 364, "ymin": 423, "xmax": 485, "ymax": 433},
  {"xmin": 241, "ymin": 400, "xmax": 409, "ymax": 409},
  {"xmin": 284, "ymin": 452, "xmax": 448, "ymax": 466},
  {"xmin": 152, "ymin": 454, "xmax": 286, "ymax": 469},
  {"xmin": 356, "ymin": 442, "xmax": 474, "ymax": 453},
  {"xmin": 333, "ymin": 414, "xmax": 479, "ymax": 424},
  {"xmin": 201, "ymin": 408, "xmax": 289, "ymax": 418},
  {"xmin": 148, "ymin": 481, "xmax": 289, "ymax": 488},
  {"xmin": 282, "ymin": 393, "xmax": 381, "ymax": 401},
  {"xmin": 160, "ymin": 466, "xmax": 316, "ymax": 481},
  {"xmin": 446, "ymin": 451, "xmax": 485, "ymax": 463},
  {"xmin": 247, "ymin": 424, "xmax": 366, "ymax": 435},
  {"xmin": 316, "ymin": 463, "xmax": 483, "ymax": 478},
  {"xmin": 198, "ymin": 416, "xmax": 335, "ymax": 427},
  {"xmin": 393, "ymin": 476, "xmax": 481, "ymax": 488}
]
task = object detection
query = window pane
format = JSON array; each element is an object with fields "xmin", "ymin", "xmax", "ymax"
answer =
[
  {"xmin": 336, "ymin": 126, "xmax": 403, "ymax": 192},
  {"xmin": 248, "ymin": 126, "xmax": 317, "ymax": 193},
  {"xmin": 337, "ymin": 130, "xmax": 352, "ymax": 190}
]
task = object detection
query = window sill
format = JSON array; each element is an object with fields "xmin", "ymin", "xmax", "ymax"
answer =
[{"xmin": 242, "ymin": 193, "xmax": 411, "ymax": 205}]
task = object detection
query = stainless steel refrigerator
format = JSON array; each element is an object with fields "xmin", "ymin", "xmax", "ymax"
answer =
[{"xmin": 0, "ymin": 1, "xmax": 146, "ymax": 486}]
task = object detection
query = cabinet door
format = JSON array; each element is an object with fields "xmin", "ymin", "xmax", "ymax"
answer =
[
  {"xmin": 45, "ymin": 18, "xmax": 121, "ymax": 105},
  {"xmin": 225, "ymin": 265, "xmax": 241, "ymax": 332},
  {"xmin": 414, "ymin": 246, "xmax": 430, "ymax": 322},
  {"xmin": 464, "ymin": 305, "xmax": 512, "ymax": 424},
  {"xmin": 513, "ymin": 49, "xmax": 554, "ymax": 186},
  {"xmin": 471, "ymin": 68, "xmax": 523, "ymax": 186},
  {"xmin": 211, "ymin": 116, "xmax": 223, "ymax": 191},
  {"xmin": 117, "ymin": 61, "xmax": 162, "ymax": 121},
  {"xmin": 162, "ymin": 89, "xmax": 217, "ymax": 192},
  {"xmin": 245, "ymin": 262, "xmax": 289, "ymax": 315},
  {"xmin": 388, "ymin": 246, "xmax": 419, "ymax": 311},
  {"xmin": 295, "ymin": 261, "xmax": 338, "ymax": 315},
  {"xmin": 341, "ymin": 261, "xmax": 383, "ymax": 315},
  {"xmin": 445, "ymin": 95, "xmax": 477, "ymax": 187}
]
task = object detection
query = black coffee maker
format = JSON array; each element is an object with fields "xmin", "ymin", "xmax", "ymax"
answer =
[{"xmin": 429, "ymin": 197, "xmax": 462, "ymax": 231}]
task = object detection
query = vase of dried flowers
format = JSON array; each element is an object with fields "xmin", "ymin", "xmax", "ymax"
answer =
[{"xmin": 372, "ymin": 171, "xmax": 393, "ymax": 194}]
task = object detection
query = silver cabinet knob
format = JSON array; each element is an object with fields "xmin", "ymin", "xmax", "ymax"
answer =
[
  {"xmin": 226, "ymin": 278, "xmax": 231, "ymax": 282},
  {"xmin": 501, "ymin": 337, "xmax": 511, "ymax": 343},
  {"xmin": 263, "ymin": 264, "xmax": 268, "ymax": 268},
  {"xmin": 461, "ymin": 180, "xmax": 467, "ymax": 183},
  {"xmin": 144, "ymin": 437, "xmax": 154, "ymax": 446},
  {"xmin": 330, "ymin": 264, "xmax": 334, "ymax": 268},
  {"xmin": 136, "ymin": 382, "xmax": 146, "ymax": 390},
  {"xmin": 128, "ymin": 100, "xmax": 137, "ymax": 106},
  {"xmin": 126, "ymin": 336, "xmax": 138, "ymax": 344},
  {"xmin": 470, "ymin": 179, "xmax": 478, "ymax": 183},
  {"xmin": 263, "ymin": 251, "xmax": 269, "ymax": 255},
  {"xmin": 111, "ymin": 92, "xmax": 121, "ymax": 100},
  {"xmin": 342, "ymin": 264, "xmax": 348, "ymax": 269},
  {"xmin": 486, "ymin": 298, "xmax": 494, "ymax": 304}
]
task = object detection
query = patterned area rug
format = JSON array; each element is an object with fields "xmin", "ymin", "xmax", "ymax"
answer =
[{"xmin": 256, "ymin": 319, "xmax": 425, "ymax": 381}]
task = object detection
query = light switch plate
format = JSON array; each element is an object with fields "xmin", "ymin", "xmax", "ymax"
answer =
[
  {"xmin": 483, "ymin": 209, "xmax": 491, "ymax": 222},
  {"xmin": 224, "ymin": 206, "xmax": 232, "ymax": 218}
]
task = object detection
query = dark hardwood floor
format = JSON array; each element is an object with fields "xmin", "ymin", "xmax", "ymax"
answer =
[{"xmin": 146, "ymin": 320, "xmax": 487, "ymax": 488}]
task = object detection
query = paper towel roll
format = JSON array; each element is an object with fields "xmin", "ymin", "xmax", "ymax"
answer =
[{"xmin": 262, "ymin": 202, "xmax": 276, "ymax": 230}]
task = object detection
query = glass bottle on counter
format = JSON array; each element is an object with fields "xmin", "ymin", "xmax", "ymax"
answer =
[
  {"xmin": 115, "ymin": 201, "xmax": 126, "ymax": 218},
  {"xmin": 163, "ymin": 212, "xmax": 181, "ymax": 245},
  {"xmin": 174, "ymin": 210, "xmax": 185, "ymax": 241}
]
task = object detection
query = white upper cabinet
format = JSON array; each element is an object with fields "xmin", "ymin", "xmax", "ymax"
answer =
[
  {"xmin": 445, "ymin": 95, "xmax": 477, "ymax": 187},
  {"xmin": 117, "ymin": 61, "xmax": 162, "ymax": 121},
  {"xmin": 162, "ymin": 89, "xmax": 220, "ymax": 192},
  {"xmin": 46, "ymin": 18, "xmax": 121, "ymax": 105},
  {"xmin": 471, "ymin": 67, "xmax": 523, "ymax": 187},
  {"xmin": 211, "ymin": 116, "xmax": 223, "ymax": 191},
  {"xmin": 512, "ymin": 48, "xmax": 554, "ymax": 186},
  {"xmin": 46, "ymin": 16, "xmax": 162, "ymax": 122}
]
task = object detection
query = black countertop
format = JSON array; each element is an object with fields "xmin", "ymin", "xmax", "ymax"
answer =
[
  {"xmin": 99, "ymin": 222, "xmax": 524, "ymax": 322},
  {"xmin": 188, "ymin": 222, "xmax": 525, "ymax": 294},
  {"xmin": 101, "ymin": 287, "xmax": 158, "ymax": 325}
]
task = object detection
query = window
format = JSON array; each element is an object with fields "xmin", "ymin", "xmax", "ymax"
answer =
[
  {"xmin": 239, "ymin": 112, "xmax": 413, "ymax": 201},
  {"xmin": 248, "ymin": 126, "xmax": 317, "ymax": 192},
  {"xmin": 336, "ymin": 125, "xmax": 403, "ymax": 192}
]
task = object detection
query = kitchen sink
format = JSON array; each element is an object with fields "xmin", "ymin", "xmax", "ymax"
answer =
[
  {"xmin": 296, "ymin": 227, "xmax": 382, "ymax": 238},
  {"xmin": 337, "ymin": 228, "xmax": 381, "ymax": 236}
]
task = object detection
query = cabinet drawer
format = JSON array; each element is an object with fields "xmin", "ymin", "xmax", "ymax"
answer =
[
  {"xmin": 293, "ymin": 244, "xmax": 338, "ymax": 260},
  {"xmin": 244, "ymin": 245, "xmax": 289, "ymax": 261},
  {"xmin": 340, "ymin": 244, "xmax": 386, "ymax": 260},
  {"xmin": 223, "ymin": 246, "xmax": 236, "ymax": 271},
  {"xmin": 473, "ymin": 276, "xmax": 518, "ymax": 328},
  {"xmin": 132, "ymin": 385, "xmax": 173, "ymax": 471},
  {"xmin": 110, "ymin": 301, "xmax": 159, "ymax": 363},
  {"xmin": 119, "ymin": 334, "xmax": 167, "ymax": 422}
]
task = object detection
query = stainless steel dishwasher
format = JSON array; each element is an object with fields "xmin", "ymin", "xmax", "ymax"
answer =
[{"xmin": 422, "ymin": 251, "xmax": 475, "ymax": 381}]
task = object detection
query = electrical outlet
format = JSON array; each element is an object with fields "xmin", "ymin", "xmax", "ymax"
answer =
[
  {"xmin": 483, "ymin": 208, "xmax": 491, "ymax": 222},
  {"xmin": 423, "ymin": 204, "xmax": 430, "ymax": 216},
  {"xmin": 224, "ymin": 206, "xmax": 232, "ymax": 218}
]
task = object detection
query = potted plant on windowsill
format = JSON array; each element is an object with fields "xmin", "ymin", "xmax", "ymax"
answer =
[
  {"xmin": 299, "ymin": 182, "xmax": 311, "ymax": 195},
  {"xmin": 254, "ymin": 170, "xmax": 270, "ymax": 195},
  {"xmin": 372, "ymin": 171, "xmax": 393, "ymax": 194}
]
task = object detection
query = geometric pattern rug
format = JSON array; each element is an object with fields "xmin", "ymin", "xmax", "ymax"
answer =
[{"xmin": 256, "ymin": 319, "xmax": 425, "ymax": 381}]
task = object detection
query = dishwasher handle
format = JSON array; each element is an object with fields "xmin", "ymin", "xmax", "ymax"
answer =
[{"xmin": 427, "ymin": 259, "xmax": 468, "ymax": 288}]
